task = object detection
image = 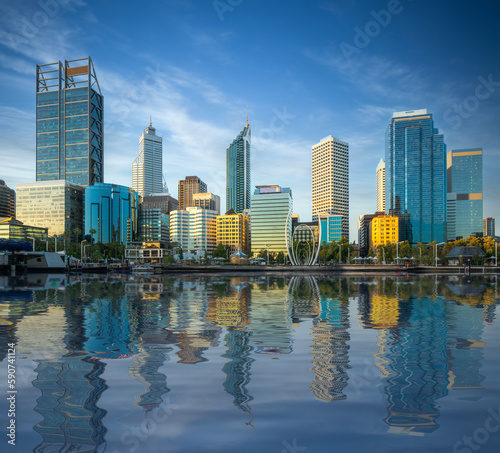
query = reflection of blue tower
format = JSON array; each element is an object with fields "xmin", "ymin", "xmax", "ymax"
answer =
[
  {"xmin": 383, "ymin": 297, "xmax": 449, "ymax": 434},
  {"xmin": 222, "ymin": 330, "xmax": 254, "ymax": 414},
  {"xmin": 309, "ymin": 298, "xmax": 351, "ymax": 402},
  {"xmin": 83, "ymin": 298, "xmax": 140, "ymax": 358},
  {"xmin": 33, "ymin": 355, "xmax": 107, "ymax": 452},
  {"xmin": 446, "ymin": 302, "xmax": 487, "ymax": 390},
  {"xmin": 129, "ymin": 343, "xmax": 171, "ymax": 413}
]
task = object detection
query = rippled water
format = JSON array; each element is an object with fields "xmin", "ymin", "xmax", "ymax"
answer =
[{"xmin": 0, "ymin": 273, "xmax": 499, "ymax": 453}]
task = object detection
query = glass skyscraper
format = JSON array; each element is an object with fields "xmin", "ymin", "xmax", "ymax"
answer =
[
  {"xmin": 447, "ymin": 148, "xmax": 483, "ymax": 240},
  {"xmin": 386, "ymin": 109, "xmax": 446, "ymax": 244},
  {"xmin": 132, "ymin": 122, "xmax": 163, "ymax": 197},
  {"xmin": 36, "ymin": 57, "xmax": 103, "ymax": 186},
  {"xmin": 250, "ymin": 185, "xmax": 292, "ymax": 255},
  {"xmin": 226, "ymin": 120, "xmax": 251, "ymax": 213},
  {"xmin": 84, "ymin": 183, "xmax": 139, "ymax": 245}
]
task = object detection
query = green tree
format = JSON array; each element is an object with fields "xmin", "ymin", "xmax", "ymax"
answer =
[{"xmin": 73, "ymin": 227, "xmax": 82, "ymax": 244}]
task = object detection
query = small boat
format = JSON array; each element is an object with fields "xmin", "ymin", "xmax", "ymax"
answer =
[{"xmin": 132, "ymin": 264, "xmax": 155, "ymax": 273}]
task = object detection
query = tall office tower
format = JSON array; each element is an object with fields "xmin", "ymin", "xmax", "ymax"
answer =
[
  {"xmin": 36, "ymin": 57, "xmax": 103, "ymax": 186},
  {"xmin": 376, "ymin": 158, "xmax": 385, "ymax": 213},
  {"xmin": 132, "ymin": 122, "xmax": 163, "ymax": 197},
  {"xmin": 483, "ymin": 217, "xmax": 495, "ymax": 237},
  {"xmin": 312, "ymin": 135, "xmax": 349, "ymax": 240},
  {"xmin": 178, "ymin": 176, "xmax": 207, "ymax": 211},
  {"xmin": 0, "ymin": 180, "xmax": 15, "ymax": 218},
  {"xmin": 250, "ymin": 185, "xmax": 292, "ymax": 256},
  {"xmin": 193, "ymin": 192, "xmax": 221, "ymax": 214},
  {"xmin": 16, "ymin": 181, "xmax": 84, "ymax": 237},
  {"xmin": 226, "ymin": 119, "xmax": 251, "ymax": 213},
  {"xmin": 386, "ymin": 109, "xmax": 446, "ymax": 244},
  {"xmin": 446, "ymin": 148, "xmax": 483, "ymax": 241}
]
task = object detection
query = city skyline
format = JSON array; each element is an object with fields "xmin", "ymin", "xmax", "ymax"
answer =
[{"xmin": 1, "ymin": 1, "xmax": 499, "ymax": 241}]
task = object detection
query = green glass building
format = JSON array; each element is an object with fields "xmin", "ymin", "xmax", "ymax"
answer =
[
  {"xmin": 226, "ymin": 121, "xmax": 251, "ymax": 213},
  {"xmin": 250, "ymin": 185, "xmax": 292, "ymax": 255},
  {"xmin": 36, "ymin": 57, "xmax": 103, "ymax": 187}
]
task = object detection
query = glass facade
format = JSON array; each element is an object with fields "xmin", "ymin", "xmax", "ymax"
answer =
[
  {"xmin": 84, "ymin": 183, "xmax": 139, "ymax": 245},
  {"xmin": 319, "ymin": 214, "xmax": 343, "ymax": 244},
  {"xmin": 132, "ymin": 124, "xmax": 163, "ymax": 197},
  {"xmin": 0, "ymin": 219, "xmax": 48, "ymax": 241},
  {"xmin": 139, "ymin": 209, "xmax": 169, "ymax": 244},
  {"xmin": 36, "ymin": 58, "xmax": 103, "ymax": 186},
  {"xmin": 16, "ymin": 180, "xmax": 84, "ymax": 237},
  {"xmin": 386, "ymin": 110, "xmax": 446, "ymax": 244},
  {"xmin": 250, "ymin": 185, "xmax": 292, "ymax": 254},
  {"xmin": 0, "ymin": 179, "xmax": 15, "ymax": 218},
  {"xmin": 226, "ymin": 123, "xmax": 251, "ymax": 214},
  {"xmin": 446, "ymin": 149, "xmax": 483, "ymax": 240}
]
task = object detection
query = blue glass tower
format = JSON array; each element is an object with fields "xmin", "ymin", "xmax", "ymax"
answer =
[
  {"xmin": 36, "ymin": 57, "xmax": 103, "ymax": 186},
  {"xmin": 226, "ymin": 119, "xmax": 251, "ymax": 213},
  {"xmin": 386, "ymin": 110, "xmax": 446, "ymax": 244},
  {"xmin": 84, "ymin": 183, "xmax": 139, "ymax": 245},
  {"xmin": 446, "ymin": 149, "xmax": 483, "ymax": 240}
]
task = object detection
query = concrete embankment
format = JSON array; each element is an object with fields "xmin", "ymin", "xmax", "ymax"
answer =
[{"xmin": 154, "ymin": 264, "xmax": 499, "ymax": 275}]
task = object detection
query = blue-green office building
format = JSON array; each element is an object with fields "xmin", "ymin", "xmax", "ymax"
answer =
[
  {"xmin": 85, "ymin": 183, "xmax": 139, "ymax": 245},
  {"xmin": 226, "ymin": 121, "xmax": 251, "ymax": 213},
  {"xmin": 446, "ymin": 148, "xmax": 483, "ymax": 240},
  {"xmin": 36, "ymin": 57, "xmax": 103, "ymax": 187},
  {"xmin": 385, "ymin": 109, "xmax": 447, "ymax": 244}
]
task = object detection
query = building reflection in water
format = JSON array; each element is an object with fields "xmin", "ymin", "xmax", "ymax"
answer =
[
  {"xmin": 248, "ymin": 277, "xmax": 292, "ymax": 355},
  {"xmin": 355, "ymin": 276, "xmax": 496, "ymax": 436},
  {"xmin": 33, "ymin": 355, "xmax": 108, "ymax": 453},
  {"xmin": 168, "ymin": 279, "xmax": 222, "ymax": 364}
]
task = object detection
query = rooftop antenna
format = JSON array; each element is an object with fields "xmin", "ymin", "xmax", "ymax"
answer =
[
  {"xmin": 246, "ymin": 104, "xmax": 249, "ymax": 127},
  {"xmin": 149, "ymin": 115, "xmax": 152, "ymax": 127}
]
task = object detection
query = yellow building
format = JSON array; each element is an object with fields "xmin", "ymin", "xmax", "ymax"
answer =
[
  {"xmin": 371, "ymin": 215, "xmax": 399, "ymax": 246},
  {"xmin": 216, "ymin": 212, "xmax": 250, "ymax": 254}
]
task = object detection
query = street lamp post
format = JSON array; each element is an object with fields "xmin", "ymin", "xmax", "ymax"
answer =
[
  {"xmin": 28, "ymin": 237, "xmax": 35, "ymax": 252},
  {"xmin": 84, "ymin": 244, "xmax": 91, "ymax": 261},
  {"xmin": 265, "ymin": 244, "xmax": 270, "ymax": 265},
  {"xmin": 434, "ymin": 242, "xmax": 445, "ymax": 268},
  {"xmin": 80, "ymin": 240, "xmax": 87, "ymax": 262},
  {"xmin": 338, "ymin": 244, "xmax": 341, "ymax": 264}
]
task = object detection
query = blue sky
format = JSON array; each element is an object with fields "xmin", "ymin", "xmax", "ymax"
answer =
[{"xmin": 1, "ymin": 0, "xmax": 499, "ymax": 241}]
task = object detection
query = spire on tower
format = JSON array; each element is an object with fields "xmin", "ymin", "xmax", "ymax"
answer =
[{"xmin": 246, "ymin": 105, "xmax": 249, "ymax": 127}]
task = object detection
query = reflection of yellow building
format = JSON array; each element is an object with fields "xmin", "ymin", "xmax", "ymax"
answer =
[
  {"xmin": 216, "ymin": 213, "xmax": 250, "ymax": 254},
  {"xmin": 370, "ymin": 294, "xmax": 400, "ymax": 328},
  {"xmin": 371, "ymin": 215, "xmax": 398, "ymax": 246}
]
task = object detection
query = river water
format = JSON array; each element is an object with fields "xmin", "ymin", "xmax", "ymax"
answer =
[{"xmin": 0, "ymin": 273, "xmax": 499, "ymax": 453}]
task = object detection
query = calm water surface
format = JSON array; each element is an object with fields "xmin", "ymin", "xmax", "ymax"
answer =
[{"xmin": 0, "ymin": 273, "xmax": 499, "ymax": 453}]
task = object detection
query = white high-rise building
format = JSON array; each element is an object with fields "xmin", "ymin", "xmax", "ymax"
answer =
[
  {"xmin": 376, "ymin": 158, "xmax": 385, "ymax": 213},
  {"xmin": 132, "ymin": 122, "xmax": 163, "ymax": 197},
  {"xmin": 312, "ymin": 135, "xmax": 349, "ymax": 240}
]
